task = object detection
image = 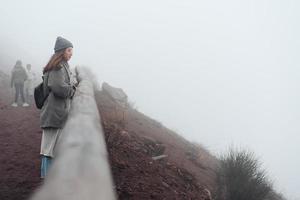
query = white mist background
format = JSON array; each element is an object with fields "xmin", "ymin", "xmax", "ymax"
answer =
[{"xmin": 1, "ymin": 0, "xmax": 299, "ymax": 199}]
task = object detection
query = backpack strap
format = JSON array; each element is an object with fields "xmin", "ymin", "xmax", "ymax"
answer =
[{"xmin": 42, "ymin": 72, "xmax": 51, "ymax": 95}]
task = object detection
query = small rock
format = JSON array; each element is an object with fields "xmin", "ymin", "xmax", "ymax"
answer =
[
  {"xmin": 152, "ymin": 154, "xmax": 168, "ymax": 160},
  {"xmin": 162, "ymin": 181, "xmax": 169, "ymax": 188},
  {"xmin": 120, "ymin": 130, "xmax": 129, "ymax": 137}
]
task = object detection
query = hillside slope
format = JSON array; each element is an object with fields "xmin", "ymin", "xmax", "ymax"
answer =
[{"xmin": 0, "ymin": 70, "xmax": 217, "ymax": 200}]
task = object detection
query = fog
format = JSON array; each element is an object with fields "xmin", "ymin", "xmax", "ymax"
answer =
[{"xmin": 1, "ymin": 0, "xmax": 299, "ymax": 199}]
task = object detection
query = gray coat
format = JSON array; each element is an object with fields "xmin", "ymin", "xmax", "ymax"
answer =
[
  {"xmin": 40, "ymin": 61, "xmax": 76, "ymax": 128},
  {"xmin": 11, "ymin": 65, "xmax": 28, "ymax": 86}
]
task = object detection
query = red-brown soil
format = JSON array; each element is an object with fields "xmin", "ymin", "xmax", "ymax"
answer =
[
  {"xmin": 0, "ymin": 71, "xmax": 42, "ymax": 200},
  {"xmin": 0, "ymin": 70, "xmax": 218, "ymax": 200}
]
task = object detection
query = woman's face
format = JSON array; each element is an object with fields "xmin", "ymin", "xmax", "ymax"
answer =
[{"xmin": 63, "ymin": 47, "xmax": 73, "ymax": 61}]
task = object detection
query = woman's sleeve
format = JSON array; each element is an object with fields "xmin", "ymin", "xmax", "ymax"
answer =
[{"xmin": 47, "ymin": 67, "xmax": 75, "ymax": 99}]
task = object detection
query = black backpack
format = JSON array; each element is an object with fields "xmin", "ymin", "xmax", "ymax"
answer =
[{"xmin": 34, "ymin": 74, "xmax": 50, "ymax": 109}]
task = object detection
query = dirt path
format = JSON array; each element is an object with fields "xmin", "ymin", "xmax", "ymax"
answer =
[{"xmin": 0, "ymin": 94, "xmax": 42, "ymax": 200}]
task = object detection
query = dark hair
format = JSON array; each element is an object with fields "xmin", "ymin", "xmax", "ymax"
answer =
[{"xmin": 43, "ymin": 49, "xmax": 66, "ymax": 74}]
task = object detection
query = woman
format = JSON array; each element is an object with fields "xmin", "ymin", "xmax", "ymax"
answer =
[{"xmin": 39, "ymin": 36, "xmax": 77, "ymax": 178}]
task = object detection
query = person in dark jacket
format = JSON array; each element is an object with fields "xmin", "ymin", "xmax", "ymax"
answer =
[
  {"xmin": 11, "ymin": 60, "xmax": 29, "ymax": 107},
  {"xmin": 39, "ymin": 36, "xmax": 77, "ymax": 178}
]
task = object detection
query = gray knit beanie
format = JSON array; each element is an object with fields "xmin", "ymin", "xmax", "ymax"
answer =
[{"xmin": 54, "ymin": 36, "xmax": 73, "ymax": 53}]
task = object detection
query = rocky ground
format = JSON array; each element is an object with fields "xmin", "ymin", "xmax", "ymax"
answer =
[{"xmin": 0, "ymin": 70, "xmax": 217, "ymax": 200}]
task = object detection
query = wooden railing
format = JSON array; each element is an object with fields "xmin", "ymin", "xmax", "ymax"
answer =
[{"xmin": 31, "ymin": 67, "xmax": 116, "ymax": 200}]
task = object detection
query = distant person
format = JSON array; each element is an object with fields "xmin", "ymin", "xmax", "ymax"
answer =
[
  {"xmin": 39, "ymin": 36, "xmax": 77, "ymax": 178},
  {"xmin": 10, "ymin": 60, "xmax": 29, "ymax": 107},
  {"xmin": 24, "ymin": 64, "xmax": 36, "ymax": 104}
]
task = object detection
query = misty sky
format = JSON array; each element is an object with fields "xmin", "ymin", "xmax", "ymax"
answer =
[{"xmin": 1, "ymin": 0, "xmax": 299, "ymax": 199}]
